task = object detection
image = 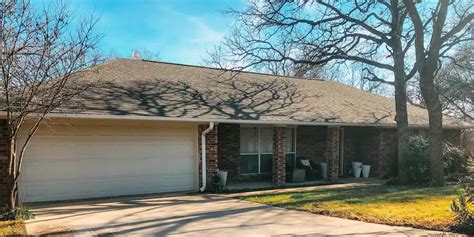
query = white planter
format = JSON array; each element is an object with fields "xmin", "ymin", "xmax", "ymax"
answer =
[
  {"xmin": 218, "ymin": 170, "xmax": 228, "ymax": 187},
  {"xmin": 351, "ymin": 161, "xmax": 362, "ymax": 177},
  {"xmin": 362, "ymin": 165, "xmax": 371, "ymax": 178},
  {"xmin": 354, "ymin": 167, "xmax": 362, "ymax": 178},
  {"xmin": 320, "ymin": 162, "xmax": 328, "ymax": 179}
]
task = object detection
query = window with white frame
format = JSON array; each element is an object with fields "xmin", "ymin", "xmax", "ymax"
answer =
[
  {"xmin": 240, "ymin": 127, "xmax": 273, "ymax": 174},
  {"xmin": 285, "ymin": 128, "xmax": 297, "ymax": 169}
]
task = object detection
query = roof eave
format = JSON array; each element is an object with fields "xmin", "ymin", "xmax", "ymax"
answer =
[{"xmin": 1, "ymin": 112, "xmax": 470, "ymax": 129}]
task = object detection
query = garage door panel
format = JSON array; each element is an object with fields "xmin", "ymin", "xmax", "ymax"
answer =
[
  {"xmin": 19, "ymin": 123, "xmax": 198, "ymax": 202},
  {"xmin": 23, "ymin": 173, "xmax": 194, "ymax": 201},
  {"xmin": 23, "ymin": 140, "xmax": 195, "ymax": 179}
]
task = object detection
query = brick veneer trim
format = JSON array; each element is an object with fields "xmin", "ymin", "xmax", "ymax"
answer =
[
  {"xmin": 272, "ymin": 127, "xmax": 286, "ymax": 184},
  {"xmin": 326, "ymin": 127, "xmax": 340, "ymax": 182}
]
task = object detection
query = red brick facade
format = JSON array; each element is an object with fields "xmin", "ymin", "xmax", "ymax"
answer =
[
  {"xmin": 343, "ymin": 127, "xmax": 395, "ymax": 178},
  {"xmin": 442, "ymin": 129, "xmax": 462, "ymax": 146},
  {"xmin": 272, "ymin": 127, "xmax": 286, "ymax": 184},
  {"xmin": 377, "ymin": 129, "xmax": 398, "ymax": 178},
  {"xmin": 198, "ymin": 124, "xmax": 219, "ymax": 190},
  {"xmin": 217, "ymin": 124, "xmax": 240, "ymax": 181},
  {"xmin": 204, "ymin": 124, "xmax": 465, "ymax": 186},
  {"xmin": 0, "ymin": 120, "xmax": 8, "ymax": 207},
  {"xmin": 296, "ymin": 126, "xmax": 327, "ymax": 163},
  {"xmin": 326, "ymin": 127, "xmax": 340, "ymax": 182},
  {"xmin": 462, "ymin": 130, "xmax": 474, "ymax": 153},
  {"xmin": 217, "ymin": 124, "xmax": 273, "ymax": 182}
]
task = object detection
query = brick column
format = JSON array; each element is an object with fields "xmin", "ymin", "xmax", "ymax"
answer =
[
  {"xmin": 198, "ymin": 124, "xmax": 218, "ymax": 190},
  {"xmin": 272, "ymin": 127, "xmax": 286, "ymax": 185},
  {"xmin": 0, "ymin": 120, "xmax": 9, "ymax": 207},
  {"xmin": 326, "ymin": 126, "xmax": 340, "ymax": 182}
]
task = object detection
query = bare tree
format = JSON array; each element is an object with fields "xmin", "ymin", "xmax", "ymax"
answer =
[
  {"xmin": 403, "ymin": 0, "xmax": 473, "ymax": 186},
  {"xmin": 408, "ymin": 42, "xmax": 473, "ymax": 121},
  {"xmin": 208, "ymin": 44, "xmax": 325, "ymax": 79},
  {"xmin": 140, "ymin": 49, "xmax": 160, "ymax": 61},
  {"xmin": 0, "ymin": 0, "xmax": 101, "ymax": 209},
  {"xmin": 209, "ymin": 0, "xmax": 422, "ymax": 183}
]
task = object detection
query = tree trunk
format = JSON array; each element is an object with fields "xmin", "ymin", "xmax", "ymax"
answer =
[
  {"xmin": 8, "ymin": 176, "xmax": 18, "ymax": 209},
  {"xmin": 7, "ymin": 138, "xmax": 18, "ymax": 209},
  {"xmin": 420, "ymin": 71, "xmax": 445, "ymax": 186},
  {"xmin": 428, "ymin": 105, "xmax": 444, "ymax": 186},
  {"xmin": 392, "ymin": 38, "xmax": 409, "ymax": 183},
  {"xmin": 394, "ymin": 76, "xmax": 409, "ymax": 183}
]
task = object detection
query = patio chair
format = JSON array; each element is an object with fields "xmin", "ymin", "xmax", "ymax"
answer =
[{"xmin": 296, "ymin": 157, "xmax": 320, "ymax": 180}]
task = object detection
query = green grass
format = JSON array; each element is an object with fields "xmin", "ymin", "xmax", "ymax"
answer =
[
  {"xmin": 240, "ymin": 184, "xmax": 467, "ymax": 231},
  {"xmin": 0, "ymin": 220, "xmax": 26, "ymax": 235}
]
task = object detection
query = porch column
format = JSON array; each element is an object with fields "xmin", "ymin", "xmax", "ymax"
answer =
[
  {"xmin": 0, "ymin": 120, "xmax": 9, "ymax": 206},
  {"xmin": 272, "ymin": 127, "xmax": 286, "ymax": 185},
  {"xmin": 326, "ymin": 126, "xmax": 340, "ymax": 182},
  {"xmin": 198, "ymin": 124, "xmax": 219, "ymax": 188}
]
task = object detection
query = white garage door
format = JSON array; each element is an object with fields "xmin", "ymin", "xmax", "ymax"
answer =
[{"xmin": 19, "ymin": 122, "xmax": 198, "ymax": 202}]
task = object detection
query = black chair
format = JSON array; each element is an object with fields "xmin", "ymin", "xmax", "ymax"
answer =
[{"xmin": 296, "ymin": 156, "xmax": 321, "ymax": 181}]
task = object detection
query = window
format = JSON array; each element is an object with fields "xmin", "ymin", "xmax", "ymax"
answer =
[
  {"xmin": 285, "ymin": 128, "xmax": 297, "ymax": 170},
  {"xmin": 240, "ymin": 127, "xmax": 273, "ymax": 174}
]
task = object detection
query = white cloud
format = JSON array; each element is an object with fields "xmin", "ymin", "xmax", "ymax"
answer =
[{"xmin": 187, "ymin": 16, "xmax": 224, "ymax": 44}]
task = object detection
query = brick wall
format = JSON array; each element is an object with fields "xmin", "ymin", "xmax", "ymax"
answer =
[
  {"xmin": 198, "ymin": 124, "xmax": 218, "ymax": 189},
  {"xmin": 343, "ymin": 127, "xmax": 383, "ymax": 177},
  {"xmin": 272, "ymin": 127, "xmax": 286, "ymax": 184},
  {"xmin": 443, "ymin": 129, "xmax": 462, "ymax": 146},
  {"xmin": 462, "ymin": 129, "xmax": 474, "ymax": 153},
  {"xmin": 0, "ymin": 120, "xmax": 9, "ymax": 207},
  {"xmin": 217, "ymin": 124, "xmax": 240, "ymax": 181},
  {"xmin": 326, "ymin": 127, "xmax": 340, "ymax": 182},
  {"xmin": 377, "ymin": 128, "xmax": 398, "ymax": 178},
  {"xmin": 210, "ymin": 123, "xmax": 465, "ymax": 186},
  {"xmin": 296, "ymin": 126, "xmax": 327, "ymax": 163}
]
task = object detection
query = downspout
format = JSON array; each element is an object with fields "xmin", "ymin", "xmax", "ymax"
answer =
[{"xmin": 200, "ymin": 122, "xmax": 214, "ymax": 192}]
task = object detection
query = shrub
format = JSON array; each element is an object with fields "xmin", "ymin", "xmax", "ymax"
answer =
[
  {"xmin": 406, "ymin": 136, "xmax": 431, "ymax": 184},
  {"xmin": 450, "ymin": 177, "xmax": 474, "ymax": 234},
  {"xmin": 405, "ymin": 136, "xmax": 473, "ymax": 185},
  {"xmin": 0, "ymin": 207, "xmax": 34, "ymax": 221},
  {"xmin": 443, "ymin": 143, "xmax": 472, "ymax": 174}
]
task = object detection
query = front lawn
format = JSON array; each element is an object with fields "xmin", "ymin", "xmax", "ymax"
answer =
[
  {"xmin": 0, "ymin": 220, "xmax": 26, "ymax": 235},
  {"xmin": 239, "ymin": 183, "xmax": 464, "ymax": 231}
]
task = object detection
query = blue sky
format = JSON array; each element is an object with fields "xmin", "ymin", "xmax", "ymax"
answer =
[{"xmin": 56, "ymin": 0, "xmax": 244, "ymax": 65}]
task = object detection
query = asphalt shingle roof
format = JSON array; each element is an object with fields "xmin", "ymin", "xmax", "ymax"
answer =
[{"xmin": 64, "ymin": 58, "xmax": 470, "ymax": 127}]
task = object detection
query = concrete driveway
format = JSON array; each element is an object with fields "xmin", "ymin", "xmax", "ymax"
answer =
[{"xmin": 26, "ymin": 194, "xmax": 445, "ymax": 236}]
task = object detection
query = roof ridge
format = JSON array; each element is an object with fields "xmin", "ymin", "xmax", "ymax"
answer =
[{"xmin": 114, "ymin": 58, "xmax": 325, "ymax": 82}]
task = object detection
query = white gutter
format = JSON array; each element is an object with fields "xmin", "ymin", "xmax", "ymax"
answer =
[{"xmin": 200, "ymin": 122, "xmax": 215, "ymax": 192}]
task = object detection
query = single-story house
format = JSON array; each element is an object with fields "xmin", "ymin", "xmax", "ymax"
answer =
[{"xmin": 0, "ymin": 58, "xmax": 472, "ymax": 203}]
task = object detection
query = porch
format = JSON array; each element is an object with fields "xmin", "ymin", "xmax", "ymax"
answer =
[{"xmin": 199, "ymin": 123, "xmax": 462, "ymax": 189}]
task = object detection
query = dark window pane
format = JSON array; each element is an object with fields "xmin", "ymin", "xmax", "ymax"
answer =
[
  {"xmin": 240, "ymin": 155, "xmax": 258, "ymax": 174},
  {"xmin": 285, "ymin": 153, "xmax": 296, "ymax": 170},
  {"xmin": 260, "ymin": 154, "xmax": 273, "ymax": 173}
]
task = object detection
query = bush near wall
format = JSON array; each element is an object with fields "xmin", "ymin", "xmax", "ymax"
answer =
[{"xmin": 405, "ymin": 136, "xmax": 473, "ymax": 185}]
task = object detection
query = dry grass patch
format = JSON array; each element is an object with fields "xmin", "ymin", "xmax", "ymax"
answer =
[
  {"xmin": 0, "ymin": 220, "xmax": 26, "ymax": 235},
  {"xmin": 240, "ymin": 184, "xmax": 464, "ymax": 231}
]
